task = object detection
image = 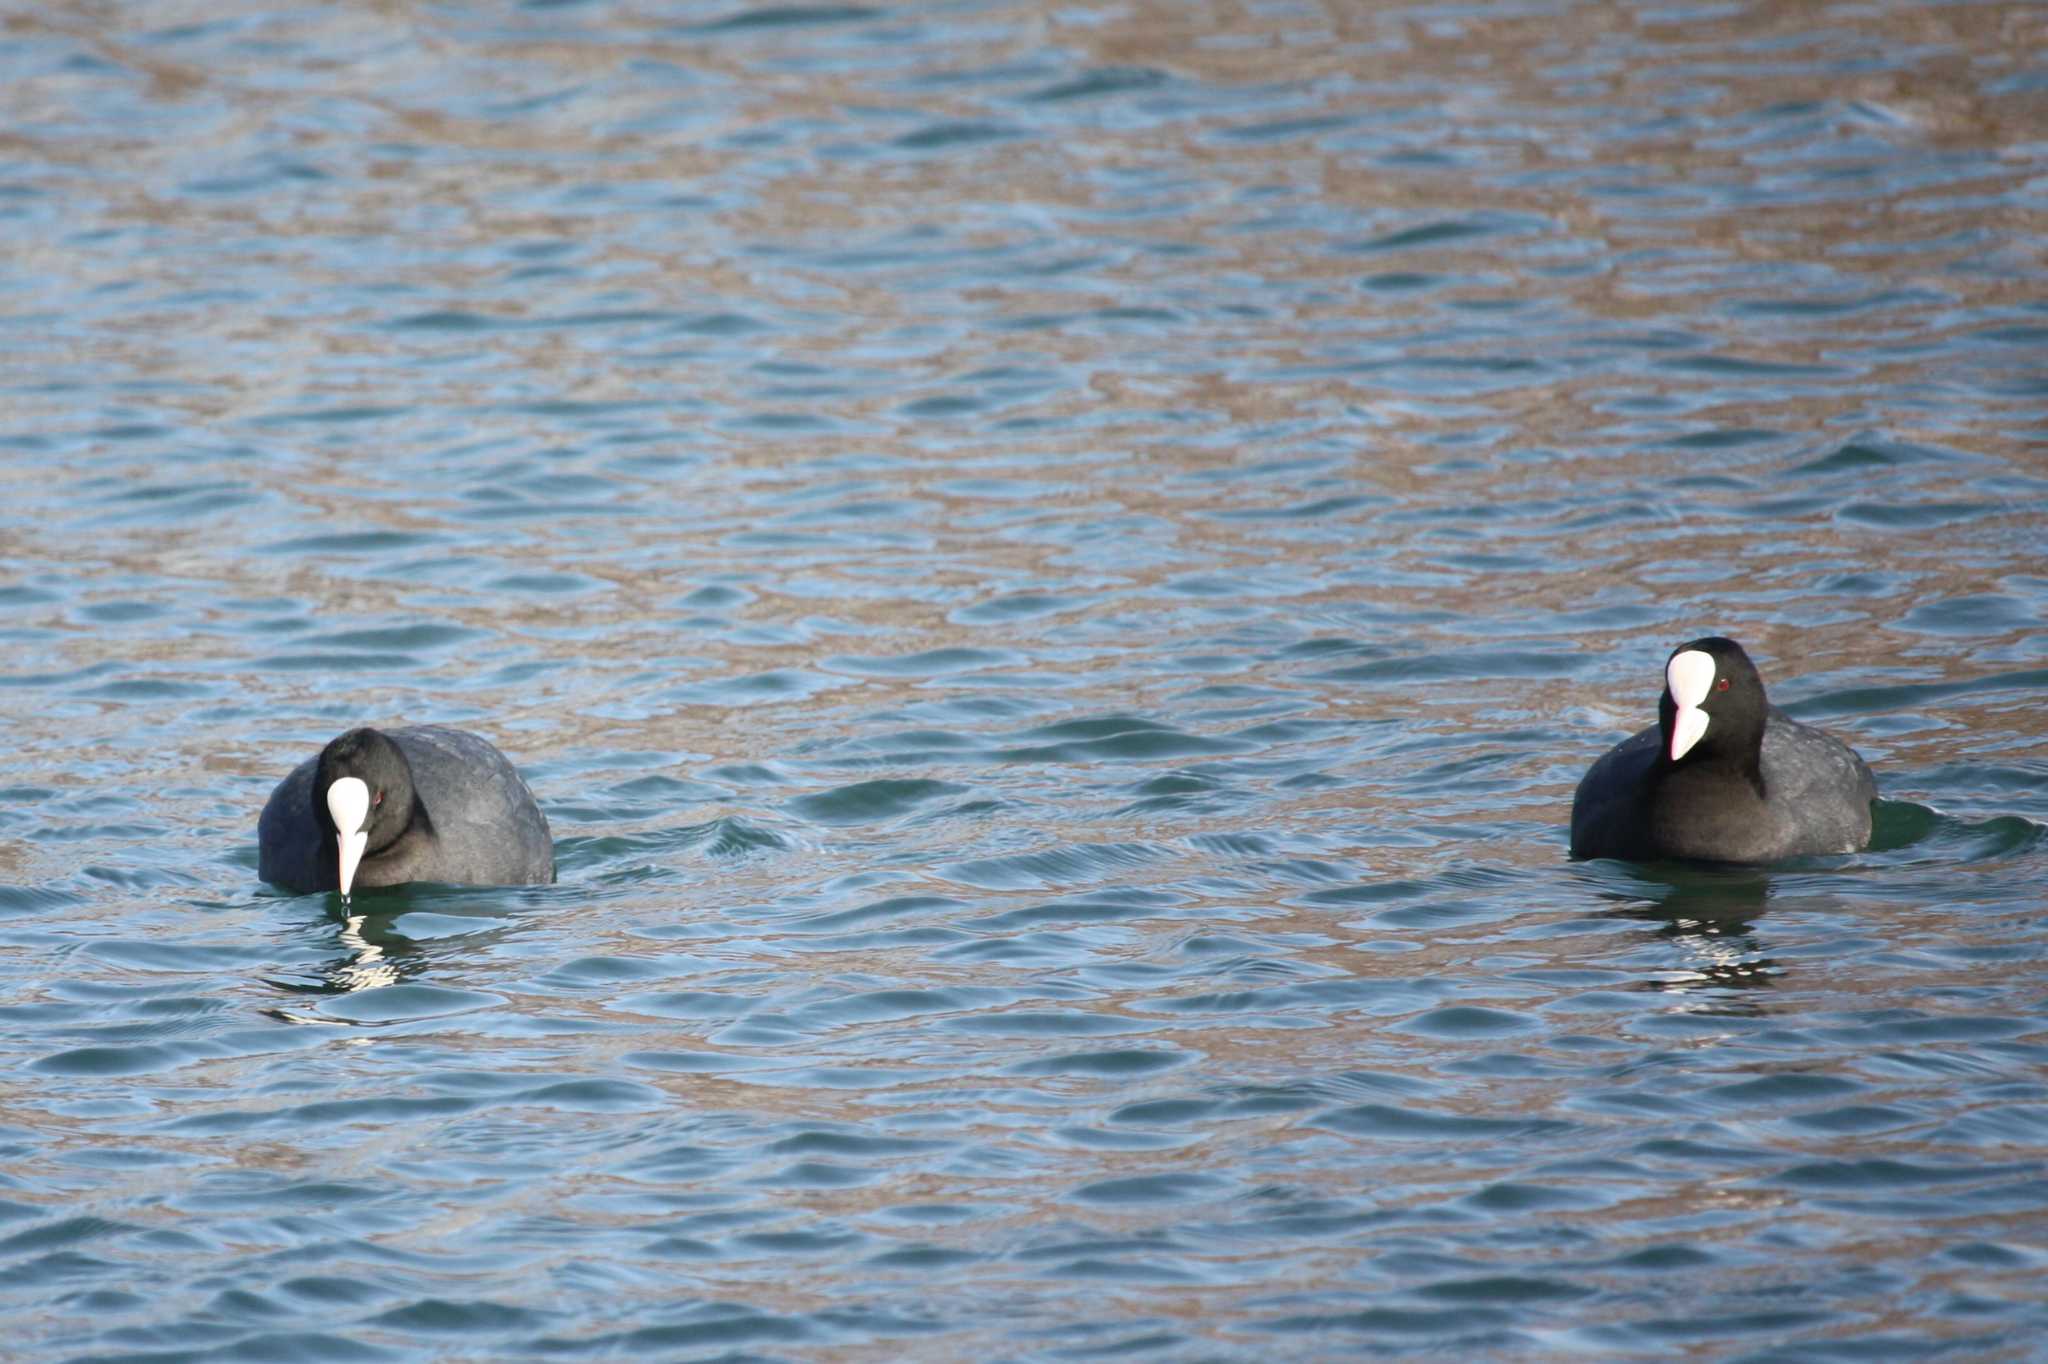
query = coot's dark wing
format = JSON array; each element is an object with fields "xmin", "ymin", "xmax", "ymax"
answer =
[
  {"xmin": 1758, "ymin": 707, "xmax": 1876, "ymax": 856},
  {"xmin": 393, "ymin": 726, "xmax": 555, "ymax": 886},
  {"xmin": 1568, "ymin": 723, "xmax": 1662, "ymax": 861},
  {"xmin": 257, "ymin": 755, "xmax": 330, "ymax": 893}
]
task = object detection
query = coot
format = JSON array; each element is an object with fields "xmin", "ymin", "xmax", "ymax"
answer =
[
  {"xmin": 259, "ymin": 726, "xmax": 553, "ymax": 897},
  {"xmin": 1569, "ymin": 637, "xmax": 1875, "ymax": 863}
]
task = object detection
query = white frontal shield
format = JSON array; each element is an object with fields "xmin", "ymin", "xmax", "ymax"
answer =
[
  {"xmin": 1665, "ymin": 649, "xmax": 1715, "ymax": 761},
  {"xmin": 326, "ymin": 776, "xmax": 371, "ymax": 898}
]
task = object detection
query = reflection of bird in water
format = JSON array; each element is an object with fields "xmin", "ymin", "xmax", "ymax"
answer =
[
  {"xmin": 260, "ymin": 908, "xmax": 428, "ymax": 1025},
  {"xmin": 258, "ymin": 885, "xmax": 538, "ymax": 1028},
  {"xmin": 1650, "ymin": 929, "xmax": 1779, "ymax": 1006},
  {"xmin": 331, "ymin": 913, "xmax": 405, "ymax": 993},
  {"xmin": 1590, "ymin": 856, "xmax": 1774, "ymax": 922},
  {"xmin": 1580, "ymin": 862, "xmax": 1780, "ymax": 1011}
]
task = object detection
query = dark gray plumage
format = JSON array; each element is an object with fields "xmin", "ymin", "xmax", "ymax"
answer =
[
  {"xmin": 1570, "ymin": 637, "xmax": 1876, "ymax": 864},
  {"xmin": 258, "ymin": 725, "xmax": 554, "ymax": 895}
]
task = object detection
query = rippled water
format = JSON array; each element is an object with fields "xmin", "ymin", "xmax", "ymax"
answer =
[{"xmin": 4, "ymin": 2, "xmax": 2046, "ymax": 1359}]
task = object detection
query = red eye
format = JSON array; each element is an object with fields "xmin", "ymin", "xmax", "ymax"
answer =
[
  {"xmin": 373, "ymin": 790, "xmax": 384, "ymax": 807},
  {"xmin": 1716, "ymin": 678, "xmax": 1730, "ymax": 692}
]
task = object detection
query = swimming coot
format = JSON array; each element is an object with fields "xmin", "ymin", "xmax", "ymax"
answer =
[
  {"xmin": 258, "ymin": 726, "xmax": 553, "ymax": 897},
  {"xmin": 1569, "ymin": 637, "xmax": 1875, "ymax": 864}
]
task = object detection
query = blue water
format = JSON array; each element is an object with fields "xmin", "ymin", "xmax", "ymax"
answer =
[{"xmin": 3, "ymin": 2, "xmax": 2046, "ymax": 1359}]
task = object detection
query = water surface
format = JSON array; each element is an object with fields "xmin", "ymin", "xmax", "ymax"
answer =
[{"xmin": 3, "ymin": 1, "xmax": 2046, "ymax": 1359}]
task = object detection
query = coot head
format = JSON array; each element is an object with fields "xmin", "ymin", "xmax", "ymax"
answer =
[
  {"xmin": 1657, "ymin": 636, "xmax": 1769, "ymax": 768},
  {"xmin": 313, "ymin": 728, "xmax": 420, "ymax": 897}
]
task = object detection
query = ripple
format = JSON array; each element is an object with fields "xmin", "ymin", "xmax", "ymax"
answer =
[
  {"xmin": 829, "ymin": 647, "xmax": 1019, "ymax": 677},
  {"xmin": 690, "ymin": 6, "xmax": 880, "ymax": 34},
  {"xmin": 1071, "ymin": 1173, "xmax": 1229, "ymax": 1205},
  {"xmin": 995, "ymin": 716, "xmax": 1256, "ymax": 763},
  {"xmin": 667, "ymin": 668, "xmax": 850, "ymax": 705},
  {"xmin": 1419, "ymin": 1273, "xmax": 1592, "ymax": 1304},
  {"xmin": 950, "ymin": 592, "xmax": 1093, "ymax": 624},
  {"xmin": 941, "ymin": 845, "xmax": 1173, "ymax": 891},
  {"xmin": 1010, "ymin": 1048, "xmax": 1189, "ymax": 1077},
  {"xmin": 1895, "ymin": 593, "xmax": 2040, "ymax": 636},
  {"xmin": 787, "ymin": 778, "xmax": 967, "ymax": 826},
  {"xmin": 259, "ymin": 530, "xmax": 442, "ymax": 555},
  {"xmin": 316, "ymin": 985, "xmax": 505, "ymax": 1024},
  {"xmin": 1313, "ymin": 648, "xmax": 1587, "ymax": 684},
  {"xmin": 946, "ymin": 1010, "xmax": 1147, "ymax": 1038},
  {"xmin": 299, "ymin": 623, "xmax": 486, "ymax": 651},
  {"xmin": 373, "ymin": 1298, "xmax": 550, "ymax": 1334},
  {"xmin": 1392, "ymin": 1006, "xmax": 1540, "ymax": 1039},
  {"xmin": 1340, "ymin": 211, "xmax": 1549, "ymax": 253},
  {"xmin": 32, "ymin": 1043, "xmax": 193, "ymax": 1076},
  {"xmin": 1315, "ymin": 1104, "xmax": 1576, "ymax": 1142}
]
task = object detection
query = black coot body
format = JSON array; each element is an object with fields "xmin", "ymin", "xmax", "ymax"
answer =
[
  {"xmin": 1570, "ymin": 637, "xmax": 1875, "ymax": 864},
  {"xmin": 259, "ymin": 725, "xmax": 553, "ymax": 895}
]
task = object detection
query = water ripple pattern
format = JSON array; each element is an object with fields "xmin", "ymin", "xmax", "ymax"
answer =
[{"xmin": 2, "ymin": 1, "xmax": 2044, "ymax": 1359}]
